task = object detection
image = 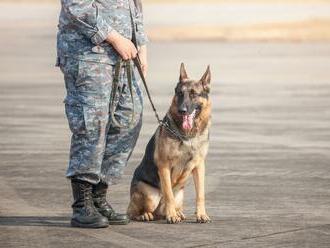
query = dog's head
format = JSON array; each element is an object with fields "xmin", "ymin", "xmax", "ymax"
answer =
[{"xmin": 171, "ymin": 63, "xmax": 211, "ymax": 132}]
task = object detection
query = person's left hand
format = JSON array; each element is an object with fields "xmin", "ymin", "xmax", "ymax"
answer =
[{"xmin": 138, "ymin": 45, "xmax": 148, "ymax": 78}]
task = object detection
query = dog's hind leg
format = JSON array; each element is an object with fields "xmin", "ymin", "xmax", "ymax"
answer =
[
  {"xmin": 128, "ymin": 181, "xmax": 161, "ymax": 222},
  {"xmin": 127, "ymin": 188, "xmax": 144, "ymax": 220}
]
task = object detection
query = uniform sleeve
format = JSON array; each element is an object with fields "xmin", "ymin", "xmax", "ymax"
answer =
[
  {"xmin": 134, "ymin": 1, "xmax": 149, "ymax": 47},
  {"xmin": 61, "ymin": 0, "xmax": 113, "ymax": 45}
]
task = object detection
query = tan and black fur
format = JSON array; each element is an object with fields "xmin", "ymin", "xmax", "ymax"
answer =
[{"xmin": 127, "ymin": 63, "xmax": 212, "ymax": 224}]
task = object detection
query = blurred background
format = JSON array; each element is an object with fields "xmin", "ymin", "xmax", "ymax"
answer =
[
  {"xmin": 2, "ymin": 0, "xmax": 330, "ymax": 42},
  {"xmin": 0, "ymin": 1, "xmax": 329, "ymax": 247}
]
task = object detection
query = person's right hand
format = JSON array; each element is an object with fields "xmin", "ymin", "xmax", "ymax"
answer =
[{"xmin": 106, "ymin": 30, "xmax": 137, "ymax": 60}]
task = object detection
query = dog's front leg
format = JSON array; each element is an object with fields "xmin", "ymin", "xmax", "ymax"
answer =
[
  {"xmin": 158, "ymin": 167, "xmax": 182, "ymax": 224},
  {"xmin": 192, "ymin": 161, "xmax": 211, "ymax": 223}
]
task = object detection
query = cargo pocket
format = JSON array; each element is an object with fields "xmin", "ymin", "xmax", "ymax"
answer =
[
  {"xmin": 75, "ymin": 59, "xmax": 113, "ymax": 95},
  {"xmin": 65, "ymin": 97, "xmax": 109, "ymax": 138},
  {"xmin": 65, "ymin": 99, "xmax": 86, "ymax": 135}
]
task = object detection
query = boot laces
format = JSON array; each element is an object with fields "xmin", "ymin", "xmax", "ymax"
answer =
[{"xmin": 81, "ymin": 183, "xmax": 97, "ymax": 215}]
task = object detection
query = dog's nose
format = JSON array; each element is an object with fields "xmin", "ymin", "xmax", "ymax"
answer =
[{"xmin": 178, "ymin": 105, "xmax": 188, "ymax": 114}]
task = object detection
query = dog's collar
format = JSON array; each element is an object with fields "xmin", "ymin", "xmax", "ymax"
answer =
[{"xmin": 161, "ymin": 113, "xmax": 196, "ymax": 141}]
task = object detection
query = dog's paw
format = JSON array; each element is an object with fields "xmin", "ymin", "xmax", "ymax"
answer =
[
  {"xmin": 196, "ymin": 213, "xmax": 211, "ymax": 223},
  {"xmin": 135, "ymin": 212, "xmax": 154, "ymax": 222},
  {"xmin": 166, "ymin": 214, "xmax": 182, "ymax": 224},
  {"xmin": 166, "ymin": 208, "xmax": 182, "ymax": 224},
  {"xmin": 176, "ymin": 209, "xmax": 186, "ymax": 220}
]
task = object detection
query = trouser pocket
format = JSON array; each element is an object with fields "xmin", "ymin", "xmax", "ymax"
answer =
[
  {"xmin": 75, "ymin": 60, "xmax": 114, "ymax": 95},
  {"xmin": 65, "ymin": 97, "xmax": 109, "ymax": 137},
  {"xmin": 65, "ymin": 99, "xmax": 86, "ymax": 135}
]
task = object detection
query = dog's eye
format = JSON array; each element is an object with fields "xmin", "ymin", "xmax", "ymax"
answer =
[{"xmin": 198, "ymin": 92, "xmax": 208, "ymax": 98}]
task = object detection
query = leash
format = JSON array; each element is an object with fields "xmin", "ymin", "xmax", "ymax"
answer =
[
  {"xmin": 111, "ymin": 54, "xmax": 191, "ymax": 141},
  {"xmin": 133, "ymin": 56, "xmax": 193, "ymax": 142},
  {"xmin": 110, "ymin": 0, "xmax": 160, "ymax": 129},
  {"xmin": 109, "ymin": 55, "xmax": 162, "ymax": 129},
  {"xmin": 133, "ymin": 56, "xmax": 162, "ymax": 125},
  {"xmin": 109, "ymin": 0, "xmax": 191, "ymax": 142},
  {"xmin": 110, "ymin": 0, "xmax": 162, "ymax": 129},
  {"xmin": 109, "ymin": 59, "xmax": 135, "ymax": 128}
]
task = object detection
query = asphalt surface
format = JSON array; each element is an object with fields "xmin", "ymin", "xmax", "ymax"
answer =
[{"xmin": 0, "ymin": 3, "xmax": 330, "ymax": 248}]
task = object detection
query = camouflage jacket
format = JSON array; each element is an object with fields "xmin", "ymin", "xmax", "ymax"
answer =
[{"xmin": 57, "ymin": 0, "xmax": 148, "ymax": 65}]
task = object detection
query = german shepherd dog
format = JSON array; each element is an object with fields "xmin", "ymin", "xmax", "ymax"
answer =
[{"xmin": 127, "ymin": 63, "xmax": 211, "ymax": 224}]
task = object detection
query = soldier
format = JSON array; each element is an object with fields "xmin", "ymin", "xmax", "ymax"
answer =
[{"xmin": 56, "ymin": 0, "xmax": 148, "ymax": 228}]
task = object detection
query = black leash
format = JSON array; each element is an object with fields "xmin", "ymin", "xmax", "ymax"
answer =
[
  {"xmin": 134, "ymin": 56, "xmax": 194, "ymax": 142},
  {"xmin": 110, "ymin": 59, "xmax": 135, "ymax": 128},
  {"xmin": 110, "ymin": 0, "xmax": 161, "ymax": 129},
  {"xmin": 111, "ymin": 56, "xmax": 189, "ymax": 141},
  {"xmin": 133, "ymin": 56, "xmax": 162, "ymax": 125},
  {"xmin": 109, "ymin": 55, "xmax": 162, "ymax": 129},
  {"xmin": 109, "ymin": 0, "xmax": 190, "ymax": 142}
]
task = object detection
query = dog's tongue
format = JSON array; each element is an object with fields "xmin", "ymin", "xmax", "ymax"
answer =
[{"xmin": 182, "ymin": 110, "xmax": 196, "ymax": 131}]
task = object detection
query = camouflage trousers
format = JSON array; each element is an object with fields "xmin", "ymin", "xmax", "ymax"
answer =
[{"xmin": 59, "ymin": 57, "xmax": 143, "ymax": 185}]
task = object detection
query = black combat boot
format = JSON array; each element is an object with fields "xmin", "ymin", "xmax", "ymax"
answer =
[
  {"xmin": 70, "ymin": 179, "xmax": 109, "ymax": 228},
  {"xmin": 92, "ymin": 182, "xmax": 130, "ymax": 225}
]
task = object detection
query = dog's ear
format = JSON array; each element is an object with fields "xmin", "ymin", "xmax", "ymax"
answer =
[
  {"xmin": 200, "ymin": 65, "xmax": 211, "ymax": 93},
  {"xmin": 179, "ymin": 63, "xmax": 188, "ymax": 82}
]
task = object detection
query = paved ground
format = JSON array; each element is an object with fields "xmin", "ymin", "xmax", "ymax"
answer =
[{"xmin": 1, "ymin": 3, "xmax": 330, "ymax": 248}]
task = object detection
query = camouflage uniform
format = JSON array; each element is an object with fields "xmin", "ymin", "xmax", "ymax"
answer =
[{"xmin": 56, "ymin": 0, "xmax": 147, "ymax": 185}]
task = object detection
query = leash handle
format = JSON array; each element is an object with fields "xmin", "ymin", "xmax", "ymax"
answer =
[{"xmin": 110, "ymin": 59, "xmax": 136, "ymax": 128}]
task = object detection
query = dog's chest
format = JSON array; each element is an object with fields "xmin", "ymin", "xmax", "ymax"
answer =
[{"xmin": 171, "ymin": 130, "xmax": 209, "ymax": 171}]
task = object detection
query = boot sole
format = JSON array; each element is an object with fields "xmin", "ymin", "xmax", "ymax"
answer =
[
  {"xmin": 71, "ymin": 219, "xmax": 109, "ymax": 228},
  {"xmin": 108, "ymin": 219, "xmax": 130, "ymax": 225}
]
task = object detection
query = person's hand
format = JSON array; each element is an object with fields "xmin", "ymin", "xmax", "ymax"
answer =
[
  {"xmin": 106, "ymin": 30, "xmax": 137, "ymax": 60},
  {"xmin": 138, "ymin": 45, "xmax": 148, "ymax": 78}
]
